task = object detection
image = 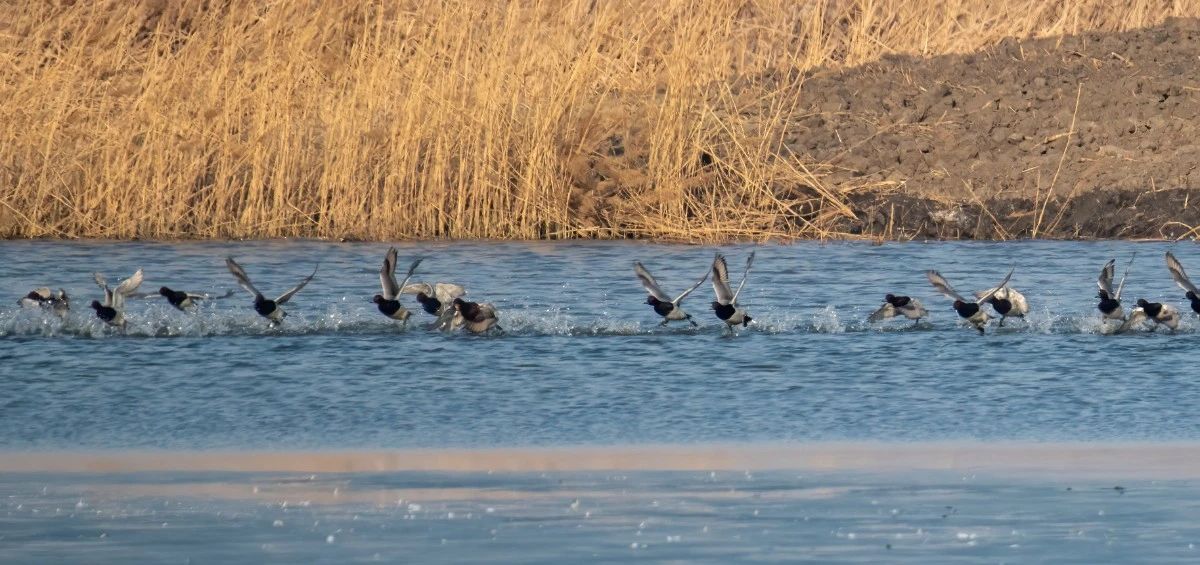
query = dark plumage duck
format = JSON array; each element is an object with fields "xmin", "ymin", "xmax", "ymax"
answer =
[
  {"xmin": 926, "ymin": 268, "xmax": 1013, "ymax": 334},
  {"xmin": 373, "ymin": 247, "xmax": 422, "ymax": 324},
  {"xmin": 19, "ymin": 287, "xmax": 70, "ymax": 318},
  {"xmin": 710, "ymin": 251, "xmax": 755, "ymax": 332},
  {"xmin": 868, "ymin": 293, "xmax": 927, "ymax": 324},
  {"xmin": 633, "ymin": 261, "xmax": 708, "ymax": 326},
  {"xmin": 226, "ymin": 257, "xmax": 317, "ymax": 325},
  {"xmin": 1096, "ymin": 257, "xmax": 1132, "ymax": 322},
  {"xmin": 402, "ymin": 282, "xmax": 466, "ymax": 318},
  {"xmin": 1118, "ymin": 298, "xmax": 1180, "ymax": 333},
  {"xmin": 91, "ymin": 269, "xmax": 144, "ymax": 328},
  {"xmin": 438, "ymin": 297, "xmax": 500, "ymax": 334},
  {"xmin": 1165, "ymin": 251, "xmax": 1200, "ymax": 316}
]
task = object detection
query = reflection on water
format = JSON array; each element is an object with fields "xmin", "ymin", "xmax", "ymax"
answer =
[
  {"xmin": 3, "ymin": 240, "xmax": 1200, "ymax": 448},
  {"xmin": 2, "ymin": 466, "xmax": 1199, "ymax": 564}
]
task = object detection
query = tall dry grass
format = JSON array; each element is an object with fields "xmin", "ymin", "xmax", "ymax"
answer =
[{"xmin": 0, "ymin": 0, "xmax": 1196, "ymax": 241}]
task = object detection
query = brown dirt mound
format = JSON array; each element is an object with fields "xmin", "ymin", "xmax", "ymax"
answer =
[{"xmin": 790, "ymin": 17, "xmax": 1200, "ymax": 239}]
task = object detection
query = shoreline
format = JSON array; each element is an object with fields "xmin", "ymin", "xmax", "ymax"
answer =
[{"xmin": 4, "ymin": 442, "xmax": 1200, "ymax": 478}]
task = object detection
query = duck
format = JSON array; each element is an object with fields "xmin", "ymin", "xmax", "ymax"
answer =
[
  {"xmin": 710, "ymin": 251, "xmax": 755, "ymax": 331},
  {"xmin": 926, "ymin": 268, "xmax": 1013, "ymax": 334},
  {"xmin": 973, "ymin": 283, "xmax": 1028, "ymax": 326},
  {"xmin": 438, "ymin": 297, "xmax": 500, "ymax": 334},
  {"xmin": 402, "ymin": 281, "xmax": 466, "ymax": 318},
  {"xmin": 225, "ymin": 257, "xmax": 317, "ymax": 325},
  {"xmin": 157, "ymin": 287, "xmax": 233, "ymax": 311},
  {"xmin": 1096, "ymin": 257, "xmax": 1132, "ymax": 322},
  {"xmin": 1165, "ymin": 251, "xmax": 1200, "ymax": 316},
  {"xmin": 633, "ymin": 261, "xmax": 709, "ymax": 327},
  {"xmin": 1118, "ymin": 299, "xmax": 1180, "ymax": 333},
  {"xmin": 19, "ymin": 287, "xmax": 70, "ymax": 318},
  {"xmin": 374, "ymin": 247, "xmax": 422, "ymax": 324},
  {"xmin": 90, "ymin": 269, "xmax": 144, "ymax": 328},
  {"xmin": 868, "ymin": 293, "xmax": 927, "ymax": 324}
]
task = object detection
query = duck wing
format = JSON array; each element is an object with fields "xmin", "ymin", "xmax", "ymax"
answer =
[
  {"xmin": 275, "ymin": 264, "xmax": 318, "ymax": 305},
  {"xmin": 731, "ymin": 251, "xmax": 755, "ymax": 303},
  {"xmin": 1114, "ymin": 254, "xmax": 1135, "ymax": 300},
  {"xmin": 633, "ymin": 262, "xmax": 672, "ymax": 302},
  {"xmin": 93, "ymin": 273, "xmax": 115, "ymax": 306},
  {"xmin": 395, "ymin": 257, "xmax": 424, "ymax": 299},
  {"xmin": 380, "ymin": 247, "xmax": 400, "ymax": 299},
  {"xmin": 433, "ymin": 283, "xmax": 466, "ymax": 305},
  {"xmin": 225, "ymin": 257, "xmax": 263, "ymax": 299},
  {"xmin": 1116, "ymin": 307, "xmax": 1147, "ymax": 334},
  {"xmin": 1098, "ymin": 259, "xmax": 1116, "ymax": 295},
  {"xmin": 672, "ymin": 268, "xmax": 710, "ymax": 305},
  {"xmin": 711, "ymin": 254, "xmax": 734, "ymax": 304},
  {"xmin": 111, "ymin": 269, "xmax": 144, "ymax": 309},
  {"xmin": 867, "ymin": 303, "xmax": 896, "ymax": 322},
  {"xmin": 1166, "ymin": 251, "xmax": 1198, "ymax": 294},
  {"xmin": 925, "ymin": 270, "xmax": 966, "ymax": 302},
  {"xmin": 973, "ymin": 268, "xmax": 1014, "ymax": 304},
  {"xmin": 400, "ymin": 282, "xmax": 432, "ymax": 296}
]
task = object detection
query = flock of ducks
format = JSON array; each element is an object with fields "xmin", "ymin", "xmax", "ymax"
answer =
[
  {"xmin": 17, "ymin": 249, "xmax": 500, "ymax": 334},
  {"xmin": 14, "ymin": 249, "xmax": 1200, "ymax": 335}
]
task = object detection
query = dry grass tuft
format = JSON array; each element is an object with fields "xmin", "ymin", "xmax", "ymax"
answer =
[{"xmin": 0, "ymin": 0, "xmax": 1195, "ymax": 241}]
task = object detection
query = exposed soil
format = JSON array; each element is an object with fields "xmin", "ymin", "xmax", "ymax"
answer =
[
  {"xmin": 800, "ymin": 17, "xmax": 1200, "ymax": 239},
  {"xmin": 572, "ymin": 18, "xmax": 1200, "ymax": 240}
]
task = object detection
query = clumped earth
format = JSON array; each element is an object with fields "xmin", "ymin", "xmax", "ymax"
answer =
[
  {"xmin": 574, "ymin": 18, "xmax": 1200, "ymax": 240},
  {"xmin": 802, "ymin": 17, "xmax": 1200, "ymax": 240}
]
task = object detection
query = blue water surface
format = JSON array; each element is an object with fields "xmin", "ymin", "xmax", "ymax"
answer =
[{"xmin": 2, "ymin": 240, "xmax": 1199, "ymax": 449}]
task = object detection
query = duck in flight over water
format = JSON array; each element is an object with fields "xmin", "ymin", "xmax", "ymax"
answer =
[
  {"xmin": 926, "ymin": 268, "xmax": 1013, "ymax": 334},
  {"xmin": 1096, "ymin": 257, "xmax": 1133, "ymax": 322},
  {"xmin": 634, "ymin": 260, "xmax": 709, "ymax": 327},
  {"xmin": 1118, "ymin": 298, "xmax": 1180, "ymax": 333},
  {"xmin": 1165, "ymin": 251, "xmax": 1200, "ymax": 316},
  {"xmin": 225, "ymin": 257, "xmax": 317, "ymax": 325},
  {"xmin": 91, "ymin": 269, "xmax": 144, "ymax": 328},
  {"xmin": 710, "ymin": 251, "xmax": 754, "ymax": 333},
  {"xmin": 158, "ymin": 287, "xmax": 234, "ymax": 312},
  {"xmin": 374, "ymin": 247, "xmax": 422, "ymax": 325},
  {"xmin": 19, "ymin": 287, "xmax": 70, "ymax": 318},
  {"xmin": 868, "ymin": 293, "xmax": 927, "ymax": 325}
]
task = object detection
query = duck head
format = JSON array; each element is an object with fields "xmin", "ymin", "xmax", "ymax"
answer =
[
  {"xmin": 372, "ymin": 294, "xmax": 386, "ymax": 304},
  {"xmin": 90, "ymin": 300, "xmax": 103, "ymax": 311},
  {"xmin": 1188, "ymin": 291, "xmax": 1198, "ymax": 301},
  {"xmin": 1136, "ymin": 298, "xmax": 1149, "ymax": 308},
  {"xmin": 158, "ymin": 286, "xmax": 173, "ymax": 297},
  {"xmin": 645, "ymin": 295, "xmax": 662, "ymax": 306},
  {"xmin": 884, "ymin": 293, "xmax": 896, "ymax": 303}
]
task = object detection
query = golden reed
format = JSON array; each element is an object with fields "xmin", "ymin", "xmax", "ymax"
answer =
[{"xmin": 0, "ymin": 0, "xmax": 1193, "ymax": 241}]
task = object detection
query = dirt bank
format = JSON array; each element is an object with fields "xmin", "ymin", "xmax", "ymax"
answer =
[{"xmin": 573, "ymin": 18, "xmax": 1200, "ymax": 240}]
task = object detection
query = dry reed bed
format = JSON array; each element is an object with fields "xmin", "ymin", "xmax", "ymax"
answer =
[{"xmin": 0, "ymin": 0, "xmax": 1196, "ymax": 241}]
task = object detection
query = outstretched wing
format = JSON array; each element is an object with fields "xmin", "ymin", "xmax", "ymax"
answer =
[
  {"xmin": 731, "ymin": 251, "xmax": 756, "ymax": 303},
  {"xmin": 672, "ymin": 269, "xmax": 710, "ymax": 305},
  {"xmin": 1114, "ymin": 254, "xmax": 1135, "ymax": 300},
  {"xmin": 711, "ymin": 254, "xmax": 734, "ymax": 304},
  {"xmin": 868, "ymin": 303, "xmax": 896, "ymax": 322},
  {"xmin": 1098, "ymin": 259, "xmax": 1115, "ymax": 295},
  {"xmin": 380, "ymin": 247, "xmax": 400, "ymax": 298},
  {"xmin": 400, "ymin": 282, "xmax": 432, "ymax": 296},
  {"xmin": 974, "ymin": 268, "xmax": 1014, "ymax": 304},
  {"xmin": 633, "ymin": 262, "xmax": 672, "ymax": 302},
  {"xmin": 275, "ymin": 264, "xmax": 318, "ymax": 305},
  {"xmin": 93, "ymin": 273, "xmax": 114, "ymax": 306},
  {"xmin": 433, "ymin": 283, "xmax": 466, "ymax": 305},
  {"xmin": 395, "ymin": 257, "xmax": 424, "ymax": 299},
  {"xmin": 925, "ymin": 270, "xmax": 966, "ymax": 302},
  {"xmin": 1166, "ymin": 251, "xmax": 1198, "ymax": 294},
  {"xmin": 1115, "ymin": 308, "xmax": 1147, "ymax": 334},
  {"xmin": 111, "ymin": 269, "xmax": 144, "ymax": 309},
  {"xmin": 225, "ymin": 257, "xmax": 263, "ymax": 299}
]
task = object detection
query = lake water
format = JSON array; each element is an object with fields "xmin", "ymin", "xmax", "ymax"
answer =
[{"xmin": 3, "ymin": 240, "xmax": 1200, "ymax": 562}]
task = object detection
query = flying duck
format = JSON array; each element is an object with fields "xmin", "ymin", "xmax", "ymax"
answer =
[
  {"xmin": 90, "ymin": 269, "xmax": 144, "ymax": 328},
  {"xmin": 374, "ymin": 247, "xmax": 422, "ymax": 324},
  {"xmin": 1165, "ymin": 251, "xmax": 1200, "ymax": 316},
  {"xmin": 226, "ymin": 257, "xmax": 317, "ymax": 325},
  {"xmin": 926, "ymin": 268, "xmax": 1013, "ymax": 334},
  {"xmin": 1096, "ymin": 257, "xmax": 1132, "ymax": 322},
  {"xmin": 438, "ymin": 297, "xmax": 500, "ymax": 334},
  {"xmin": 710, "ymin": 251, "xmax": 754, "ymax": 331},
  {"xmin": 973, "ymin": 284, "xmax": 1028, "ymax": 326},
  {"xmin": 1118, "ymin": 299, "xmax": 1180, "ymax": 333},
  {"xmin": 633, "ymin": 261, "xmax": 709, "ymax": 326},
  {"xmin": 402, "ymin": 282, "xmax": 466, "ymax": 318},
  {"xmin": 19, "ymin": 287, "xmax": 70, "ymax": 318},
  {"xmin": 868, "ymin": 293, "xmax": 927, "ymax": 324},
  {"xmin": 157, "ymin": 287, "xmax": 233, "ymax": 311}
]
